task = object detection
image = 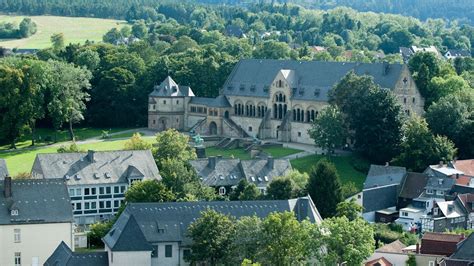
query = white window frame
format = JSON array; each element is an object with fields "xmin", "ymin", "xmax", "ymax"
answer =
[
  {"xmin": 14, "ymin": 252, "xmax": 21, "ymax": 266},
  {"xmin": 14, "ymin": 229, "xmax": 21, "ymax": 243},
  {"xmin": 218, "ymin": 187, "xmax": 226, "ymax": 196}
]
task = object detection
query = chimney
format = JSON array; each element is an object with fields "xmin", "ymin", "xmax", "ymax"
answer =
[
  {"xmin": 416, "ymin": 243, "xmax": 420, "ymax": 254},
  {"xmin": 267, "ymin": 156, "xmax": 274, "ymax": 169},
  {"xmin": 439, "ymin": 161, "xmax": 444, "ymax": 168},
  {"xmin": 461, "ymin": 233, "xmax": 465, "ymax": 240},
  {"xmin": 4, "ymin": 175, "xmax": 12, "ymax": 198},
  {"xmin": 208, "ymin": 156, "xmax": 216, "ymax": 170},
  {"xmin": 87, "ymin": 150, "xmax": 95, "ymax": 163},
  {"xmin": 385, "ymin": 162, "xmax": 389, "ymax": 167}
]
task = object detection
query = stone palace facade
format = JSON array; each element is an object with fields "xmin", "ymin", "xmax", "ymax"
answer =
[{"xmin": 148, "ymin": 59, "xmax": 424, "ymax": 145}]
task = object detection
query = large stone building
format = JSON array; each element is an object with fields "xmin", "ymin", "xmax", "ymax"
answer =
[{"xmin": 148, "ymin": 59, "xmax": 424, "ymax": 145}]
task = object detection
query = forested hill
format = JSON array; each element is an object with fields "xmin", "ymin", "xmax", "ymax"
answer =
[
  {"xmin": 1, "ymin": 0, "xmax": 473, "ymax": 24},
  {"xmin": 198, "ymin": 0, "xmax": 474, "ymax": 24}
]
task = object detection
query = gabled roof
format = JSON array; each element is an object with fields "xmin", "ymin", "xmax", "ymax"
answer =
[
  {"xmin": 365, "ymin": 256, "xmax": 393, "ymax": 266},
  {"xmin": 149, "ymin": 76, "xmax": 195, "ymax": 97},
  {"xmin": 425, "ymin": 164, "xmax": 464, "ymax": 178},
  {"xmin": 445, "ymin": 49, "xmax": 471, "ymax": 57},
  {"xmin": 425, "ymin": 177, "xmax": 455, "ymax": 191},
  {"xmin": 0, "ymin": 159, "xmax": 8, "ymax": 179},
  {"xmin": 364, "ymin": 165, "xmax": 406, "ymax": 189},
  {"xmin": 422, "ymin": 232, "xmax": 464, "ymax": 243},
  {"xmin": 189, "ymin": 157, "xmax": 292, "ymax": 187},
  {"xmin": 0, "ymin": 178, "xmax": 73, "ymax": 225},
  {"xmin": 399, "ymin": 172, "xmax": 430, "ymax": 199},
  {"xmin": 363, "ymin": 185, "xmax": 399, "ymax": 213},
  {"xmin": 375, "ymin": 240, "xmax": 407, "ymax": 253},
  {"xmin": 458, "ymin": 193, "xmax": 474, "ymax": 212},
  {"xmin": 44, "ymin": 241, "xmax": 108, "ymax": 266},
  {"xmin": 421, "ymin": 232, "xmax": 465, "ymax": 256},
  {"xmin": 32, "ymin": 150, "xmax": 160, "ymax": 185},
  {"xmin": 103, "ymin": 197, "xmax": 322, "ymax": 248},
  {"xmin": 449, "ymin": 233, "xmax": 474, "ymax": 261},
  {"xmin": 452, "ymin": 159, "xmax": 474, "ymax": 177},
  {"xmin": 189, "ymin": 95, "xmax": 231, "ymax": 108},
  {"xmin": 436, "ymin": 200, "xmax": 466, "ymax": 218},
  {"xmin": 222, "ymin": 59, "xmax": 406, "ymax": 101}
]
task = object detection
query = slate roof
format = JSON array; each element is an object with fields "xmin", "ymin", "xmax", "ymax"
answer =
[
  {"xmin": 0, "ymin": 159, "xmax": 8, "ymax": 179},
  {"xmin": 425, "ymin": 177, "xmax": 455, "ymax": 191},
  {"xmin": 376, "ymin": 240, "xmax": 407, "ymax": 253},
  {"xmin": 363, "ymin": 185, "xmax": 399, "ymax": 213},
  {"xmin": 436, "ymin": 200, "xmax": 466, "ymax": 219},
  {"xmin": 189, "ymin": 157, "xmax": 292, "ymax": 187},
  {"xmin": 458, "ymin": 193, "xmax": 474, "ymax": 213},
  {"xmin": 425, "ymin": 164, "xmax": 464, "ymax": 178},
  {"xmin": 44, "ymin": 241, "xmax": 108, "ymax": 266},
  {"xmin": 222, "ymin": 59, "xmax": 405, "ymax": 101},
  {"xmin": 103, "ymin": 215, "xmax": 153, "ymax": 252},
  {"xmin": 364, "ymin": 165, "xmax": 406, "ymax": 189},
  {"xmin": 149, "ymin": 76, "xmax": 195, "ymax": 97},
  {"xmin": 32, "ymin": 150, "xmax": 160, "ymax": 185},
  {"xmin": 0, "ymin": 178, "xmax": 73, "ymax": 225},
  {"xmin": 446, "ymin": 49, "xmax": 471, "ymax": 58},
  {"xmin": 103, "ymin": 197, "xmax": 322, "ymax": 248},
  {"xmin": 190, "ymin": 95, "xmax": 232, "ymax": 108},
  {"xmin": 399, "ymin": 172, "xmax": 430, "ymax": 199},
  {"xmin": 449, "ymin": 233, "xmax": 474, "ymax": 261}
]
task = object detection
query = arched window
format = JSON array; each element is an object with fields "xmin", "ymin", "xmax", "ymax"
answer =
[
  {"xmin": 234, "ymin": 105, "xmax": 238, "ymax": 115},
  {"xmin": 278, "ymin": 94, "xmax": 283, "ymax": 102},
  {"xmin": 306, "ymin": 110, "xmax": 310, "ymax": 122},
  {"xmin": 273, "ymin": 104, "xmax": 277, "ymax": 119},
  {"xmin": 283, "ymin": 95, "xmax": 286, "ymax": 102},
  {"xmin": 297, "ymin": 108, "xmax": 301, "ymax": 121},
  {"xmin": 278, "ymin": 104, "xmax": 283, "ymax": 119},
  {"xmin": 311, "ymin": 110, "xmax": 315, "ymax": 121},
  {"xmin": 300, "ymin": 110, "xmax": 304, "ymax": 122},
  {"xmin": 293, "ymin": 110, "xmax": 296, "ymax": 121}
]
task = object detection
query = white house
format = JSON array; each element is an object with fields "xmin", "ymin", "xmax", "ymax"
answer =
[
  {"xmin": 31, "ymin": 150, "xmax": 161, "ymax": 225},
  {"xmin": 0, "ymin": 176, "xmax": 74, "ymax": 266}
]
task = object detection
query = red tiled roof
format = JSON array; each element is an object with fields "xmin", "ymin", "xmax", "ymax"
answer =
[
  {"xmin": 365, "ymin": 257, "xmax": 393, "ymax": 266},
  {"xmin": 458, "ymin": 193, "xmax": 474, "ymax": 212},
  {"xmin": 453, "ymin": 159, "xmax": 474, "ymax": 177},
  {"xmin": 451, "ymin": 175, "xmax": 471, "ymax": 186},
  {"xmin": 422, "ymin": 232, "xmax": 464, "ymax": 242}
]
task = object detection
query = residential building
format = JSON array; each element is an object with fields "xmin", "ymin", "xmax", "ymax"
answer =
[
  {"xmin": 364, "ymin": 240, "xmax": 442, "ymax": 266},
  {"xmin": 44, "ymin": 241, "xmax": 108, "ymax": 266},
  {"xmin": 148, "ymin": 59, "xmax": 424, "ymax": 145},
  {"xmin": 400, "ymin": 46, "xmax": 441, "ymax": 62},
  {"xmin": 442, "ymin": 232, "xmax": 474, "ymax": 265},
  {"xmin": 444, "ymin": 49, "xmax": 471, "ymax": 60},
  {"xmin": 47, "ymin": 197, "xmax": 322, "ymax": 266},
  {"xmin": 30, "ymin": 150, "xmax": 161, "ymax": 225},
  {"xmin": 189, "ymin": 156, "xmax": 292, "ymax": 195},
  {"xmin": 458, "ymin": 193, "xmax": 474, "ymax": 229},
  {"xmin": 420, "ymin": 232, "xmax": 465, "ymax": 256},
  {"xmin": 425, "ymin": 162, "xmax": 465, "ymax": 179},
  {"xmin": 0, "ymin": 176, "xmax": 74, "ymax": 266},
  {"xmin": 397, "ymin": 172, "xmax": 430, "ymax": 209},
  {"xmin": 362, "ymin": 164, "xmax": 406, "ymax": 222},
  {"xmin": 0, "ymin": 158, "xmax": 8, "ymax": 179},
  {"xmin": 449, "ymin": 159, "xmax": 474, "ymax": 178}
]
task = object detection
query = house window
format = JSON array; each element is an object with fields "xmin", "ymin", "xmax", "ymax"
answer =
[
  {"xmin": 412, "ymin": 97, "xmax": 416, "ymax": 104},
  {"xmin": 429, "ymin": 261, "xmax": 435, "ymax": 266},
  {"xmin": 91, "ymin": 202, "xmax": 96, "ymax": 210},
  {"xmin": 163, "ymin": 100, "xmax": 166, "ymax": 104},
  {"xmin": 152, "ymin": 245, "xmax": 158, "ymax": 257},
  {"xmin": 91, "ymin": 188, "xmax": 96, "ymax": 195},
  {"xmin": 120, "ymin": 186, "xmax": 126, "ymax": 193},
  {"xmin": 69, "ymin": 189, "xmax": 75, "ymax": 196},
  {"xmin": 99, "ymin": 201, "xmax": 104, "ymax": 209},
  {"xmin": 106, "ymin": 187, "xmax": 111, "ymax": 194},
  {"xmin": 106, "ymin": 201, "xmax": 111, "ymax": 208},
  {"xmin": 426, "ymin": 189, "xmax": 433, "ymax": 194},
  {"xmin": 14, "ymin": 229, "xmax": 20, "ymax": 243},
  {"xmin": 114, "ymin": 186, "xmax": 119, "ymax": 194},
  {"xmin": 114, "ymin": 200, "xmax": 120, "ymax": 208},
  {"xmin": 434, "ymin": 207, "xmax": 439, "ymax": 215},
  {"xmin": 404, "ymin": 97, "xmax": 407, "ymax": 104},
  {"xmin": 298, "ymin": 132, "xmax": 301, "ymax": 137},
  {"xmin": 153, "ymin": 104, "xmax": 156, "ymax": 110},
  {"xmin": 176, "ymin": 100, "xmax": 179, "ymax": 104},
  {"xmin": 84, "ymin": 188, "xmax": 90, "ymax": 195},
  {"xmin": 153, "ymin": 120, "xmax": 156, "ymax": 125},
  {"xmin": 437, "ymin": 190, "xmax": 444, "ymax": 196},
  {"xmin": 165, "ymin": 245, "xmax": 172, "ymax": 257},
  {"xmin": 76, "ymin": 188, "xmax": 82, "ymax": 196},
  {"xmin": 99, "ymin": 187, "xmax": 104, "ymax": 195},
  {"xmin": 248, "ymin": 126, "xmax": 252, "ymax": 132},
  {"xmin": 402, "ymin": 212, "xmax": 408, "ymax": 217},
  {"xmin": 76, "ymin": 203, "xmax": 82, "ymax": 210},
  {"xmin": 14, "ymin": 252, "xmax": 21, "ymax": 266}
]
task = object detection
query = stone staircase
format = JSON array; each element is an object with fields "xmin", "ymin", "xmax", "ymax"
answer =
[{"xmin": 223, "ymin": 117, "xmax": 250, "ymax": 138}]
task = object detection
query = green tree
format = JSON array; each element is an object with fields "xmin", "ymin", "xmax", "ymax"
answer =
[
  {"xmin": 427, "ymin": 75, "xmax": 471, "ymax": 105},
  {"xmin": 45, "ymin": 60, "xmax": 92, "ymax": 141},
  {"xmin": 308, "ymin": 105, "xmax": 347, "ymax": 155},
  {"xmin": 57, "ymin": 142, "xmax": 84, "ymax": 153},
  {"xmin": 329, "ymin": 72, "xmax": 403, "ymax": 163},
  {"xmin": 124, "ymin": 133, "xmax": 152, "ymax": 150},
  {"xmin": 50, "ymin": 33, "xmax": 65, "ymax": 52},
  {"xmin": 231, "ymin": 216, "xmax": 262, "ymax": 263},
  {"xmin": 260, "ymin": 212, "xmax": 315, "ymax": 265},
  {"xmin": 336, "ymin": 198, "xmax": 363, "ymax": 221},
  {"xmin": 406, "ymin": 254, "xmax": 417, "ymax": 266},
  {"xmin": 131, "ymin": 20, "xmax": 148, "ymax": 38},
  {"xmin": 103, "ymin": 28, "xmax": 122, "ymax": 44},
  {"xmin": 87, "ymin": 221, "xmax": 113, "ymax": 248},
  {"xmin": 322, "ymin": 216, "xmax": 375, "ymax": 265},
  {"xmin": 239, "ymin": 182, "xmax": 261, "ymax": 200},
  {"xmin": 159, "ymin": 158, "xmax": 198, "ymax": 199},
  {"xmin": 408, "ymin": 52, "xmax": 441, "ymax": 104},
  {"xmin": 307, "ymin": 159, "xmax": 343, "ymax": 218},
  {"xmin": 284, "ymin": 169, "xmax": 309, "ymax": 197},
  {"xmin": 266, "ymin": 177, "xmax": 294, "ymax": 200},
  {"xmin": 394, "ymin": 116, "xmax": 457, "ymax": 171},
  {"xmin": 124, "ymin": 180, "xmax": 175, "ymax": 203},
  {"xmin": 75, "ymin": 49, "xmax": 100, "ymax": 71},
  {"xmin": 187, "ymin": 209, "xmax": 236, "ymax": 265},
  {"xmin": 153, "ymin": 128, "xmax": 196, "ymax": 168},
  {"xmin": 19, "ymin": 18, "xmax": 37, "ymax": 38},
  {"xmin": 253, "ymin": 40, "xmax": 292, "ymax": 59}
]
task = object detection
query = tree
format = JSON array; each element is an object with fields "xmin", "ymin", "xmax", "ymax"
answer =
[
  {"xmin": 231, "ymin": 216, "xmax": 262, "ymax": 263},
  {"xmin": 124, "ymin": 180, "xmax": 175, "ymax": 203},
  {"xmin": 266, "ymin": 177, "xmax": 294, "ymax": 200},
  {"xmin": 153, "ymin": 128, "xmax": 196, "ymax": 168},
  {"xmin": 253, "ymin": 40, "xmax": 292, "ymax": 59},
  {"xmin": 260, "ymin": 212, "xmax": 315, "ymax": 265},
  {"xmin": 307, "ymin": 159, "xmax": 343, "ymax": 218},
  {"xmin": 239, "ymin": 182, "xmax": 261, "ymax": 200},
  {"xmin": 19, "ymin": 18, "xmax": 37, "ymax": 38},
  {"xmin": 103, "ymin": 28, "xmax": 122, "ymax": 44},
  {"xmin": 88, "ymin": 221, "xmax": 113, "ymax": 248},
  {"xmin": 284, "ymin": 169, "xmax": 309, "ymax": 197},
  {"xmin": 394, "ymin": 116, "xmax": 457, "ymax": 172},
  {"xmin": 124, "ymin": 133, "xmax": 152, "ymax": 150},
  {"xmin": 406, "ymin": 254, "xmax": 417, "ymax": 266},
  {"xmin": 329, "ymin": 72, "xmax": 403, "ymax": 163},
  {"xmin": 336, "ymin": 198, "xmax": 363, "ymax": 221},
  {"xmin": 427, "ymin": 75, "xmax": 471, "ymax": 105},
  {"xmin": 57, "ymin": 142, "xmax": 84, "ymax": 153},
  {"xmin": 75, "ymin": 49, "xmax": 100, "ymax": 71},
  {"xmin": 51, "ymin": 33, "xmax": 65, "ymax": 52},
  {"xmin": 308, "ymin": 105, "xmax": 347, "ymax": 155},
  {"xmin": 45, "ymin": 60, "xmax": 92, "ymax": 141},
  {"xmin": 408, "ymin": 52, "xmax": 441, "ymax": 104},
  {"xmin": 131, "ymin": 20, "xmax": 148, "ymax": 38},
  {"xmin": 159, "ymin": 158, "xmax": 198, "ymax": 199},
  {"xmin": 187, "ymin": 209, "xmax": 236, "ymax": 265},
  {"xmin": 321, "ymin": 216, "xmax": 374, "ymax": 265}
]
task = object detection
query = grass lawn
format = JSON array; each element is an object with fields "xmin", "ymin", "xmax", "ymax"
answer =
[
  {"xmin": 206, "ymin": 146, "xmax": 303, "ymax": 160},
  {"xmin": 0, "ymin": 127, "xmax": 131, "ymax": 151},
  {"xmin": 291, "ymin": 154, "xmax": 368, "ymax": 190},
  {"xmin": 0, "ymin": 134, "xmax": 154, "ymax": 176},
  {"xmin": 0, "ymin": 15, "xmax": 126, "ymax": 49},
  {"xmin": 108, "ymin": 131, "xmax": 145, "ymax": 139}
]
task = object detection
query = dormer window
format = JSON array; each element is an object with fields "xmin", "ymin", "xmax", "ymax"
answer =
[
  {"xmin": 426, "ymin": 189, "xmax": 433, "ymax": 194},
  {"xmin": 314, "ymin": 89, "xmax": 320, "ymax": 97},
  {"xmin": 240, "ymin": 84, "xmax": 245, "ymax": 91},
  {"xmin": 278, "ymin": 80, "xmax": 283, "ymax": 87},
  {"xmin": 11, "ymin": 209, "xmax": 18, "ymax": 216},
  {"xmin": 219, "ymin": 186, "xmax": 226, "ymax": 195}
]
